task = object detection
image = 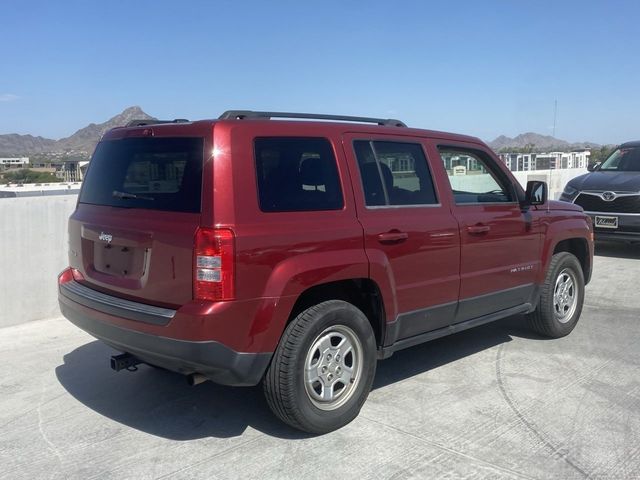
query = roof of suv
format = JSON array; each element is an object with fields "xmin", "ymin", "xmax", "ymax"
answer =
[
  {"xmin": 103, "ymin": 111, "xmax": 484, "ymax": 146},
  {"xmin": 620, "ymin": 141, "xmax": 640, "ymax": 148}
]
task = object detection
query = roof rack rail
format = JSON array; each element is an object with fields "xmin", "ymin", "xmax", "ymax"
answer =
[
  {"xmin": 218, "ymin": 110, "xmax": 407, "ymax": 127},
  {"xmin": 125, "ymin": 118, "xmax": 190, "ymax": 127}
]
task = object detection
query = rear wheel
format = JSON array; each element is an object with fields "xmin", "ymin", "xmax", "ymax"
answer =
[
  {"xmin": 263, "ymin": 300, "xmax": 377, "ymax": 434},
  {"xmin": 527, "ymin": 252, "xmax": 585, "ymax": 338}
]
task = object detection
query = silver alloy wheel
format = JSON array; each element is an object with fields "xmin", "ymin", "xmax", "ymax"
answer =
[
  {"xmin": 553, "ymin": 268, "xmax": 578, "ymax": 323},
  {"xmin": 303, "ymin": 324, "xmax": 363, "ymax": 411}
]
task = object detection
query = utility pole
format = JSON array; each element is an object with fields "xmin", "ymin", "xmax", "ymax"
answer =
[
  {"xmin": 552, "ymin": 99, "xmax": 557, "ymax": 138},
  {"xmin": 550, "ymin": 100, "xmax": 558, "ymax": 191}
]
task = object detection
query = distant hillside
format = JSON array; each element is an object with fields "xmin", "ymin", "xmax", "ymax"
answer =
[
  {"xmin": 56, "ymin": 106, "xmax": 155, "ymax": 153},
  {"xmin": 0, "ymin": 106, "xmax": 155, "ymax": 156},
  {"xmin": 488, "ymin": 132, "xmax": 601, "ymax": 152},
  {"xmin": 0, "ymin": 112, "xmax": 611, "ymax": 157},
  {"xmin": 0, "ymin": 134, "xmax": 56, "ymax": 155}
]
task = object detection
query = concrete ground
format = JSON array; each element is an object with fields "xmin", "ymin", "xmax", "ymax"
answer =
[{"xmin": 1, "ymin": 242, "xmax": 639, "ymax": 480}]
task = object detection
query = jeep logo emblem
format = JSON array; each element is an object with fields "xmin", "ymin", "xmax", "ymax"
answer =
[
  {"xmin": 601, "ymin": 191, "xmax": 616, "ymax": 201},
  {"xmin": 98, "ymin": 232, "xmax": 113, "ymax": 243}
]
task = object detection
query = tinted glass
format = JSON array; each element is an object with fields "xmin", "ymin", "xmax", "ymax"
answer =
[
  {"xmin": 255, "ymin": 137, "xmax": 343, "ymax": 212},
  {"xmin": 600, "ymin": 146, "xmax": 640, "ymax": 171},
  {"xmin": 354, "ymin": 140, "xmax": 437, "ymax": 206},
  {"xmin": 79, "ymin": 137, "xmax": 203, "ymax": 212},
  {"xmin": 439, "ymin": 148, "xmax": 513, "ymax": 204}
]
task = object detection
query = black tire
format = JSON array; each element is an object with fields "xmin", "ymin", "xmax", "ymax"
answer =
[
  {"xmin": 263, "ymin": 300, "xmax": 377, "ymax": 434},
  {"xmin": 527, "ymin": 252, "xmax": 585, "ymax": 338}
]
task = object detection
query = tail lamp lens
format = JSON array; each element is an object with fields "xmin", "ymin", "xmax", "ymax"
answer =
[
  {"xmin": 58, "ymin": 268, "xmax": 84, "ymax": 284},
  {"xmin": 194, "ymin": 228, "xmax": 235, "ymax": 301},
  {"xmin": 58, "ymin": 268, "xmax": 74, "ymax": 285}
]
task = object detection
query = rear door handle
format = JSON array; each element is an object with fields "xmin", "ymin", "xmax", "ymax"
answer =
[
  {"xmin": 466, "ymin": 224, "xmax": 491, "ymax": 234},
  {"xmin": 377, "ymin": 231, "xmax": 408, "ymax": 244}
]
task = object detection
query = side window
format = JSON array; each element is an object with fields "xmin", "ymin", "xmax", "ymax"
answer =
[
  {"xmin": 354, "ymin": 140, "xmax": 437, "ymax": 207},
  {"xmin": 254, "ymin": 137, "xmax": 343, "ymax": 212},
  {"xmin": 438, "ymin": 148, "xmax": 514, "ymax": 204}
]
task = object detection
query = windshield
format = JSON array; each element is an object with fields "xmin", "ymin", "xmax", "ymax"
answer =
[
  {"xmin": 600, "ymin": 146, "xmax": 640, "ymax": 171},
  {"xmin": 79, "ymin": 137, "xmax": 204, "ymax": 212}
]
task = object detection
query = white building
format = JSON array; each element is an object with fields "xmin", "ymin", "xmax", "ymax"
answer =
[
  {"xmin": 498, "ymin": 151, "xmax": 590, "ymax": 172},
  {"xmin": 0, "ymin": 157, "xmax": 29, "ymax": 168}
]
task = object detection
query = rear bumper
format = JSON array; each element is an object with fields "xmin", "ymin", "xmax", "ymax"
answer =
[{"xmin": 59, "ymin": 281, "xmax": 272, "ymax": 386}]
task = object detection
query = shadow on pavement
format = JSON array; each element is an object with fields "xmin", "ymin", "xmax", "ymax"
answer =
[
  {"xmin": 56, "ymin": 315, "xmax": 533, "ymax": 440},
  {"xmin": 595, "ymin": 240, "xmax": 640, "ymax": 260},
  {"xmin": 55, "ymin": 340, "xmax": 301, "ymax": 441},
  {"xmin": 374, "ymin": 315, "xmax": 538, "ymax": 389}
]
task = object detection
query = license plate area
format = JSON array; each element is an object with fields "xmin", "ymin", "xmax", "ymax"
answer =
[
  {"xmin": 93, "ymin": 242, "xmax": 147, "ymax": 278},
  {"xmin": 595, "ymin": 215, "xmax": 619, "ymax": 229}
]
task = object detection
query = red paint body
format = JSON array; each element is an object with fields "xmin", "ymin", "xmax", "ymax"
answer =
[{"xmin": 64, "ymin": 119, "xmax": 594, "ymax": 356}]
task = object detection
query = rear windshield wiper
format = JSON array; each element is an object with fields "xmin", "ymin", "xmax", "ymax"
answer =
[{"xmin": 112, "ymin": 190, "xmax": 154, "ymax": 201}]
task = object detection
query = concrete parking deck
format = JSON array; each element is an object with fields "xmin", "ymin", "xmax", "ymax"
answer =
[{"xmin": 1, "ymin": 242, "xmax": 639, "ymax": 479}]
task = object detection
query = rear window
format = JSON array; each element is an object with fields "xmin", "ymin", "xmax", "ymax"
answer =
[
  {"xmin": 254, "ymin": 137, "xmax": 343, "ymax": 212},
  {"xmin": 79, "ymin": 137, "xmax": 204, "ymax": 212}
]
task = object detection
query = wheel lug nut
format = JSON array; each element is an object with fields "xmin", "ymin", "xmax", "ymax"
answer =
[
  {"xmin": 327, "ymin": 354, "xmax": 332, "ymax": 361},
  {"xmin": 321, "ymin": 366, "xmax": 327, "ymax": 373},
  {"xmin": 336, "ymin": 354, "xmax": 341, "ymax": 362},
  {"xmin": 327, "ymin": 374, "xmax": 333, "ymax": 381}
]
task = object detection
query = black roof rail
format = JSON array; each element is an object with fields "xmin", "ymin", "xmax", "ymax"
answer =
[
  {"xmin": 125, "ymin": 118, "xmax": 190, "ymax": 127},
  {"xmin": 218, "ymin": 110, "xmax": 407, "ymax": 127}
]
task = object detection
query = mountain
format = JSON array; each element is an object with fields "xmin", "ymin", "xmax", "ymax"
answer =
[
  {"xmin": 0, "ymin": 106, "xmax": 155, "ymax": 156},
  {"xmin": 489, "ymin": 132, "xmax": 601, "ymax": 152},
  {"xmin": 56, "ymin": 106, "xmax": 155, "ymax": 153},
  {"xmin": 0, "ymin": 134, "xmax": 57, "ymax": 156},
  {"xmin": 1, "ymin": 111, "xmax": 608, "ymax": 157}
]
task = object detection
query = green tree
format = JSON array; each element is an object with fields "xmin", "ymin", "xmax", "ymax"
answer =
[
  {"xmin": 1, "ymin": 169, "xmax": 63, "ymax": 184},
  {"xmin": 589, "ymin": 146, "xmax": 616, "ymax": 166}
]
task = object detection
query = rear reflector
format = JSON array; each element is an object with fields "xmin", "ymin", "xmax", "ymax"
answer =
[
  {"xmin": 72, "ymin": 269, "xmax": 85, "ymax": 282},
  {"xmin": 194, "ymin": 228, "xmax": 235, "ymax": 301}
]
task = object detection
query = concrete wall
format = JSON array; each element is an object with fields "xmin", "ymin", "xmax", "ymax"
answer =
[
  {"xmin": 0, "ymin": 195, "xmax": 77, "ymax": 327},
  {"xmin": 511, "ymin": 168, "xmax": 586, "ymax": 199},
  {"xmin": 402, "ymin": 168, "xmax": 585, "ymax": 200},
  {"xmin": 446, "ymin": 168, "xmax": 586, "ymax": 200}
]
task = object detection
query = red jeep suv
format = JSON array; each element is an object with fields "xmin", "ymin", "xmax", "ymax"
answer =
[{"xmin": 58, "ymin": 111, "xmax": 594, "ymax": 433}]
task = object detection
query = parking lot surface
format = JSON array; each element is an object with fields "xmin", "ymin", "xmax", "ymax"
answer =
[{"xmin": 1, "ymin": 242, "xmax": 639, "ymax": 479}]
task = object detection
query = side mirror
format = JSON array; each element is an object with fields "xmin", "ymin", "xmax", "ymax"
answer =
[
  {"xmin": 524, "ymin": 180, "xmax": 547, "ymax": 206},
  {"xmin": 587, "ymin": 162, "xmax": 601, "ymax": 172}
]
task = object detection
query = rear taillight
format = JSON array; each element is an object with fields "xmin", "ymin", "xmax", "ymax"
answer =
[
  {"xmin": 58, "ymin": 268, "xmax": 84, "ymax": 285},
  {"xmin": 58, "ymin": 268, "xmax": 74, "ymax": 285},
  {"xmin": 194, "ymin": 227, "xmax": 235, "ymax": 301}
]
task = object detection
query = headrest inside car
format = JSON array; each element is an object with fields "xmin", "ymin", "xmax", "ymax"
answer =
[{"xmin": 299, "ymin": 156, "xmax": 329, "ymax": 186}]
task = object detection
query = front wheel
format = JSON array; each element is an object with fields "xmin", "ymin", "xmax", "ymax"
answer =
[
  {"xmin": 527, "ymin": 252, "xmax": 585, "ymax": 338},
  {"xmin": 263, "ymin": 300, "xmax": 377, "ymax": 434}
]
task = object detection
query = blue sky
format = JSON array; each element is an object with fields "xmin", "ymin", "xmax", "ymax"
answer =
[{"xmin": 1, "ymin": 0, "xmax": 638, "ymax": 144}]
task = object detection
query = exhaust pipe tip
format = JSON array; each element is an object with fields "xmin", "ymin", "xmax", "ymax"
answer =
[{"xmin": 187, "ymin": 373, "xmax": 208, "ymax": 386}]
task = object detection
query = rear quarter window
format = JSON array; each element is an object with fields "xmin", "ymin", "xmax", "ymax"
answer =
[
  {"xmin": 254, "ymin": 137, "xmax": 343, "ymax": 212},
  {"xmin": 79, "ymin": 137, "xmax": 204, "ymax": 213}
]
